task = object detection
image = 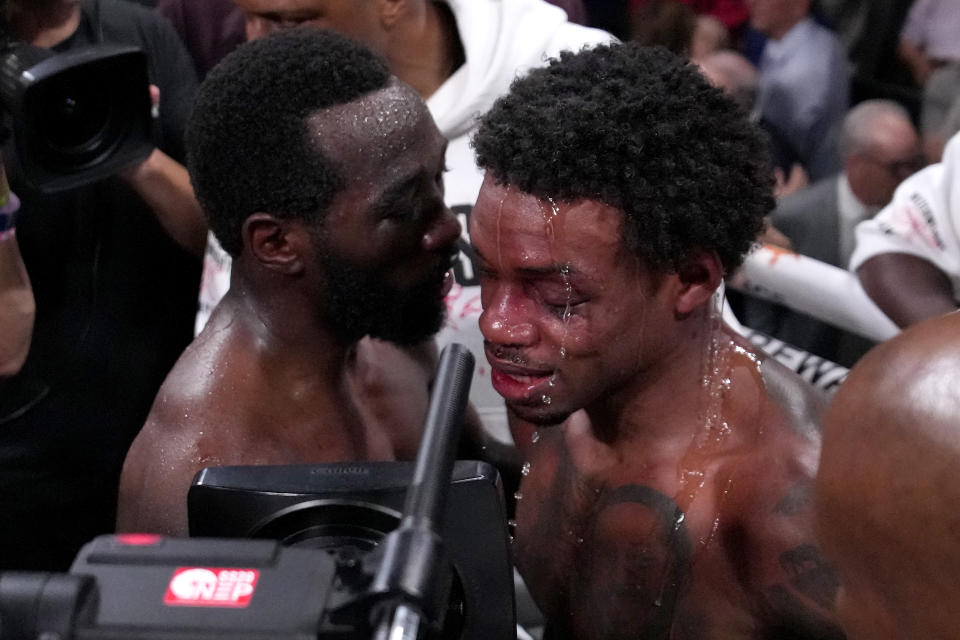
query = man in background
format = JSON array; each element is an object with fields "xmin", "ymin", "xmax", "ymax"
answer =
[
  {"xmin": 194, "ymin": 0, "xmax": 613, "ymax": 444},
  {"xmin": 852, "ymin": 130, "xmax": 960, "ymax": 329},
  {"xmin": 897, "ymin": 0, "xmax": 960, "ymax": 162},
  {"xmin": 747, "ymin": 0, "xmax": 849, "ymax": 181},
  {"xmin": 760, "ymin": 100, "xmax": 922, "ymax": 366},
  {"xmin": 0, "ymin": 0, "xmax": 204, "ymax": 570},
  {"xmin": 117, "ymin": 28, "xmax": 462, "ymax": 536},
  {"xmin": 471, "ymin": 42, "xmax": 842, "ymax": 639}
]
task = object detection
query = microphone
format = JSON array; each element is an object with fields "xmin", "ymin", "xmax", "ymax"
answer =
[{"xmin": 369, "ymin": 343, "xmax": 474, "ymax": 640}]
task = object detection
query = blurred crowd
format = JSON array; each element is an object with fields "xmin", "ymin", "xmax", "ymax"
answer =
[{"xmin": 1, "ymin": 1, "xmax": 959, "ymax": 639}]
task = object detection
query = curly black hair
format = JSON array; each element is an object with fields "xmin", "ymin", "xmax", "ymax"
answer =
[
  {"xmin": 186, "ymin": 27, "xmax": 390, "ymax": 256},
  {"xmin": 472, "ymin": 43, "xmax": 774, "ymax": 274}
]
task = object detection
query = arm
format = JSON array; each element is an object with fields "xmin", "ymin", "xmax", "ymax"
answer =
[
  {"xmin": 740, "ymin": 365, "xmax": 844, "ymax": 638},
  {"xmin": 124, "ymin": 11, "xmax": 206, "ymax": 257},
  {"xmin": 759, "ymin": 217, "xmax": 794, "ymax": 251},
  {"xmin": 0, "ymin": 229, "xmax": 34, "ymax": 378},
  {"xmin": 120, "ymin": 145, "xmax": 208, "ymax": 259},
  {"xmin": 0, "ymin": 155, "xmax": 33, "ymax": 378},
  {"xmin": 856, "ymin": 253, "xmax": 957, "ymax": 328},
  {"xmin": 116, "ymin": 421, "xmax": 199, "ymax": 537},
  {"xmin": 744, "ymin": 471, "xmax": 846, "ymax": 639},
  {"xmin": 773, "ymin": 164, "xmax": 809, "ymax": 200}
]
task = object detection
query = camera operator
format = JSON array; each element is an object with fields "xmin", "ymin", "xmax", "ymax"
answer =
[{"xmin": 0, "ymin": 0, "xmax": 204, "ymax": 571}]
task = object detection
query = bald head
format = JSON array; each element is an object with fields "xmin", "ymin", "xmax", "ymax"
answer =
[
  {"xmin": 816, "ymin": 311, "xmax": 960, "ymax": 639},
  {"xmin": 841, "ymin": 100, "xmax": 922, "ymax": 207},
  {"xmin": 840, "ymin": 101, "xmax": 914, "ymax": 157}
]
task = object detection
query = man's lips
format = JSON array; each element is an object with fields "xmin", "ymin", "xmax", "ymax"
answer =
[{"xmin": 488, "ymin": 360, "xmax": 555, "ymax": 402}]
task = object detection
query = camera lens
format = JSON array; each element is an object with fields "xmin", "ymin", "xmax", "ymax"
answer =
[
  {"xmin": 41, "ymin": 74, "xmax": 112, "ymax": 154},
  {"xmin": 4, "ymin": 44, "xmax": 154, "ymax": 191}
]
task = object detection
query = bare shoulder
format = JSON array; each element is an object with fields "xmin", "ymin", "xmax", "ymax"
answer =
[
  {"xmin": 116, "ymin": 386, "xmax": 211, "ymax": 537},
  {"xmin": 117, "ymin": 331, "xmax": 254, "ymax": 536},
  {"xmin": 846, "ymin": 311, "xmax": 960, "ymax": 399},
  {"xmin": 720, "ymin": 335, "xmax": 843, "ymax": 638},
  {"xmin": 757, "ymin": 349, "xmax": 828, "ymax": 443},
  {"xmin": 726, "ymin": 407, "xmax": 841, "ymax": 632}
]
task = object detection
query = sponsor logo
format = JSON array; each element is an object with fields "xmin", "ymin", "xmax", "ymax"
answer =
[{"xmin": 163, "ymin": 568, "xmax": 259, "ymax": 607}]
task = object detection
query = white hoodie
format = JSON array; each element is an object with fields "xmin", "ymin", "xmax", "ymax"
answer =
[{"xmin": 195, "ymin": 0, "xmax": 612, "ymax": 440}]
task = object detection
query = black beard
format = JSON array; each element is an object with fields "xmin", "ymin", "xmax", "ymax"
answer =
[
  {"xmin": 320, "ymin": 253, "xmax": 447, "ymax": 346},
  {"xmin": 506, "ymin": 402, "xmax": 574, "ymax": 428}
]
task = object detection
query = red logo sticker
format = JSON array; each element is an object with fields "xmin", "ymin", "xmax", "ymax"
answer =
[{"xmin": 163, "ymin": 568, "xmax": 259, "ymax": 607}]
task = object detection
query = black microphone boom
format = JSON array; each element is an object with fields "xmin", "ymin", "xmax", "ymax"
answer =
[{"xmin": 369, "ymin": 344, "xmax": 475, "ymax": 639}]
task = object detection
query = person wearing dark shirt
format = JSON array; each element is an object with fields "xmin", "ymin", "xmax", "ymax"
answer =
[
  {"xmin": 157, "ymin": 0, "xmax": 246, "ymax": 79},
  {"xmin": 0, "ymin": 0, "xmax": 202, "ymax": 571}
]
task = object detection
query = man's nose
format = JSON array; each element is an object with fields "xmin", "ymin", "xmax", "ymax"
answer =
[
  {"xmin": 423, "ymin": 205, "xmax": 461, "ymax": 252},
  {"xmin": 479, "ymin": 284, "xmax": 537, "ymax": 347}
]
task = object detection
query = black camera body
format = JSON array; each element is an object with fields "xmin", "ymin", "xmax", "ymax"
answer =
[
  {"xmin": 0, "ymin": 40, "xmax": 154, "ymax": 192},
  {"xmin": 1, "ymin": 536, "xmax": 346, "ymax": 640},
  {"xmin": 0, "ymin": 461, "xmax": 515, "ymax": 640},
  {"xmin": 188, "ymin": 460, "xmax": 516, "ymax": 640},
  {"xmin": 0, "ymin": 345, "xmax": 514, "ymax": 640}
]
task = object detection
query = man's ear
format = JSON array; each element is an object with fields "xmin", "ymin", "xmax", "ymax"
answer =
[
  {"xmin": 674, "ymin": 250, "xmax": 723, "ymax": 316},
  {"xmin": 242, "ymin": 213, "xmax": 307, "ymax": 275}
]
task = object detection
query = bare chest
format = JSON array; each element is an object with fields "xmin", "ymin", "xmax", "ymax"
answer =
[{"xmin": 512, "ymin": 436, "xmax": 755, "ymax": 639}]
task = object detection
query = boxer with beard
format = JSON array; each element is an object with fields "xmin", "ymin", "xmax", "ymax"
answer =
[
  {"xmin": 470, "ymin": 43, "xmax": 844, "ymax": 639},
  {"xmin": 116, "ymin": 28, "xmax": 460, "ymax": 536}
]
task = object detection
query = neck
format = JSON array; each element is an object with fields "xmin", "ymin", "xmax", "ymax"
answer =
[
  {"xmin": 585, "ymin": 310, "xmax": 729, "ymax": 454},
  {"xmin": 386, "ymin": 1, "xmax": 464, "ymax": 99},
  {"xmin": 10, "ymin": 1, "xmax": 81, "ymax": 48},
  {"xmin": 223, "ymin": 270, "xmax": 355, "ymax": 385}
]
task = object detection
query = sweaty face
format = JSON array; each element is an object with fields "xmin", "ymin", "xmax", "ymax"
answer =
[
  {"xmin": 311, "ymin": 83, "xmax": 459, "ymax": 345},
  {"xmin": 470, "ymin": 176, "xmax": 670, "ymax": 425},
  {"xmin": 236, "ymin": 0, "xmax": 385, "ymax": 52}
]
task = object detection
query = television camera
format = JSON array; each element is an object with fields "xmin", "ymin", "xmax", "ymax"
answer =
[
  {"xmin": 0, "ymin": 344, "xmax": 515, "ymax": 639},
  {"xmin": 0, "ymin": 22, "xmax": 154, "ymax": 192}
]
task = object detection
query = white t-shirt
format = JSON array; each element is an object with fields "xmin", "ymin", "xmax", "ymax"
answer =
[{"xmin": 849, "ymin": 131, "xmax": 960, "ymax": 303}]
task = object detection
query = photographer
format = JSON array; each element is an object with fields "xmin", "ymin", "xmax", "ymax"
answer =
[{"xmin": 0, "ymin": 0, "xmax": 204, "ymax": 571}]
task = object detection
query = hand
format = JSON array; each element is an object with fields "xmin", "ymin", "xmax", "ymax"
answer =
[
  {"xmin": 119, "ymin": 84, "xmax": 161, "ymax": 182},
  {"xmin": 773, "ymin": 164, "xmax": 808, "ymax": 199},
  {"xmin": 115, "ymin": 83, "xmax": 208, "ymax": 258},
  {"xmin": 758, "ymin": 217, "xmax": 793, "ymax": 251},
  {"xmin": 0, "ymin": 227, "xmax": 35, "ymax": 378}
]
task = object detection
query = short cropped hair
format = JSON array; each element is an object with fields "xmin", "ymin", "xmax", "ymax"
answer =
[
  {"xmin": 187, "ymin": 27, "xmax": 391, "ymax": 256},
  {"xmin": 473, "ymin": 43, "xmax": 773, "ymax": 274}
]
